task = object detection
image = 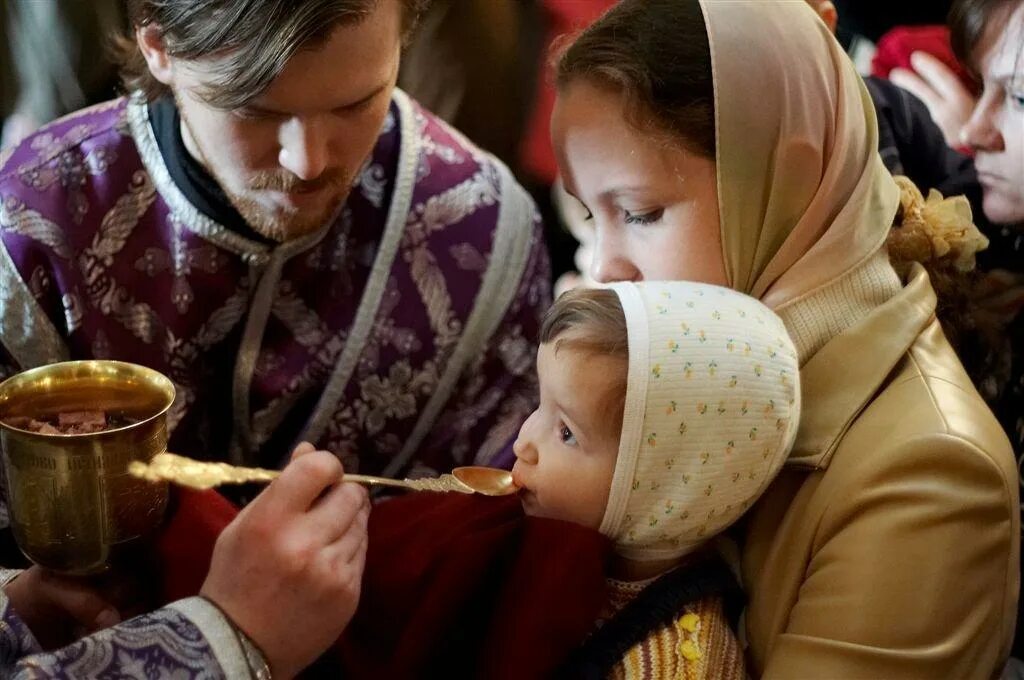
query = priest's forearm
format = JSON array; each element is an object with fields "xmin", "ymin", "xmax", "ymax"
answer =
[{"xmin": 0, "ymin": 593, "xmax": 268, "ymax": 679}]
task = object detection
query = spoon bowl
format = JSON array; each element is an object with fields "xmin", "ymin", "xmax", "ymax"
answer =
[{"xmin": 451, "ymin": 466, "xmax": 518, "ymax": 496}]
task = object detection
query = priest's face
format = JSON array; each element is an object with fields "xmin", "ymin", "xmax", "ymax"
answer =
[
  {"xmin": 511, "ymin": 343, "xmax": 623, "ymax": 531},
  {"xmin": 140, "ymin": 0, "xmax": 402, "ymax": 242}
]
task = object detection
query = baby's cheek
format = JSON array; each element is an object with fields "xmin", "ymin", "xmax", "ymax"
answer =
[
  {"xmin": 521, "ymin": 503, "xmax": 541, "ymax": 517},
  {"xmin": 519, "ymin": 490, "xmax": 543, "ymax": 518}
]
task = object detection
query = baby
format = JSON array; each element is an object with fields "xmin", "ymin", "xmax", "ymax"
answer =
[{"xmin": 512, "ymin": 281, "xmax": 800, "ymax": 678}]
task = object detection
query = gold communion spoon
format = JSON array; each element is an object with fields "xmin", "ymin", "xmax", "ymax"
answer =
[
  {"xmin": 128, "ymin": 452, "xmax": 517, "ymax": 496},
  {"xmin": 450, "ymin": 466, "xmax": 518, "ymax": 496}
]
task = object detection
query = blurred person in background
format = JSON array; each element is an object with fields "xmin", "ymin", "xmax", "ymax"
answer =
[
  {"xmin": 398, "ymin": 0, "xmax": 600, "ymax": 284},
  {"xmin": 948, "ymin": 0, "xmax": 1024, "ymax": 661},
  {"xmin": 832, "ymin": 0, "xmax": 954, "ymax": 57},
  {"xmin": 399, "ymin": 0, "xmax": 540, "ymax": 176},
  {"xmin": 0, "ymin": 0, "xmax": 124, "ymax": 148}
]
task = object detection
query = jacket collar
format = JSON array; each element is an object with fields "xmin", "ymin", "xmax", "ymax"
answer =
[{"xmin": 787, "ymin": 264, "xmax": 937, "ymax": 469}]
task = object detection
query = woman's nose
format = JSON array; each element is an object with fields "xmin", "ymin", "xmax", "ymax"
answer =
[
  {"xmin": 961, "ymin": 98, "xmax": 1005, "ymax": 153},
  {"xmin": 591, "ymin": 234, "xmax": 641, "ymax": 283}
]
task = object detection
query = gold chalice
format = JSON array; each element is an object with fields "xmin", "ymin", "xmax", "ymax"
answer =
[{"xmin": 0, "ymin": 361, "xmax": 174, "ymax": 575}]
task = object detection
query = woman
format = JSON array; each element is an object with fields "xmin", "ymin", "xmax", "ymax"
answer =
[{"xmin": 550, "ymin": 0, "xmax": 1019, "ymax": 677}]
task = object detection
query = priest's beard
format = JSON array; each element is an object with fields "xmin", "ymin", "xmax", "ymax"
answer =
[
  {"xmin": 227, "ymin": 167, "xmax": 351, "ymax": 243},
  {"xmin": 178, "ymin": 104, "xmax": 353, "ymax": 243}
]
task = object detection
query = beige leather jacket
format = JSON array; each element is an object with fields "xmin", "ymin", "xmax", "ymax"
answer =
[{"xmin": 743, "ymin": 265, "xmax": 1020, "ymax": 679}]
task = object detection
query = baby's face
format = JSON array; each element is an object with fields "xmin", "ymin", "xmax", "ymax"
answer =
[{"xmin": 511, "ymin": 342, "xmax": 623, "ymax": 530}]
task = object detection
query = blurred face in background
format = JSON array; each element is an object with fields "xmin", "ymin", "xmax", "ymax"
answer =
[{"xmin": 961, "ymin": 2, "xmax": 1024, "ymax": 225}]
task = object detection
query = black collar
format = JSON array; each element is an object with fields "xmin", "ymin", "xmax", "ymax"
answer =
[{"xmin": 148, "ymin": 97, "xmax": 272, "ymax": 245}]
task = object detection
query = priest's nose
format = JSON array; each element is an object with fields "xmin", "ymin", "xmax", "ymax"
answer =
[{"xmin": 279, "ymin": 116, "xmax": 329, "ymax": 181}]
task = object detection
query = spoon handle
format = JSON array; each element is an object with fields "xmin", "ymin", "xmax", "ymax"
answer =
[
  {"xmin": 375, "ymin": 473, "xmax": 473, "ymax": 494},
  {"xmin": 221, "ymin": 469, "xmax": 473, "ymax": 493},
  {"xmin": 130, "ymin": 453, "xmax": 474, "ymax": 494}
]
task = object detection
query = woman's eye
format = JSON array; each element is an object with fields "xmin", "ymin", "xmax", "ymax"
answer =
[
  {"xmin": 624, "ymin": 208, "xmax": 664, "ymax": 226},
  {"xmin": 1009, "ymin": 91, "xmax": 1024, "ymax": 110},
  {"xmin": 560, "ymin": 425, "xmax": 578, "ymax": 446}
]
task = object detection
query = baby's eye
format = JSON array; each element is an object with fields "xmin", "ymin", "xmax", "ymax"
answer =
[{"xmin": 560, "ymin": 425, "xmax": 578, "ymax": 446}]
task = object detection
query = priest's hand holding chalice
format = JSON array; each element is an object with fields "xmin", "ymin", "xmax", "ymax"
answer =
[
  {"xmin": 0, "ymin": 360, "xmax": 370, "ymax": 678},
  {"xmin": 0, "ymin": 360, "xmax": 174, "ymax": 648}
]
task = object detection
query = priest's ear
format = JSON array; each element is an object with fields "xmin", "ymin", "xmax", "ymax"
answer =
[{"xmin": 135, "ymin": 24, "xmax": 174, "ymax": 86}]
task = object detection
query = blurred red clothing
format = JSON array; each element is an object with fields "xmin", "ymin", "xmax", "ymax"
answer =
[
  {"xmin": 520, "ymin": 0, "xmax": 616, "ymax": 185},
  {"xmin": 872, "ymin": 24, "xmax": 977, "ymax": 93},
  {"xmin": 153, "ymin": 488, "xmax": 610, "ymax": 679}
]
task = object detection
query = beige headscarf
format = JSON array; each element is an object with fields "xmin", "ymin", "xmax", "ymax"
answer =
[
  {"xmin": 601, "ymin": 281, "xmax": 800, "ymax": 562},
  {"xmin": 701, "ymin": 0, "xmax": 900, "ymax": 310}
]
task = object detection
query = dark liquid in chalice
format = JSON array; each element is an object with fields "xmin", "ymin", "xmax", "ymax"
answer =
[{"xmin": 2, "ymin": 411, "xmax": 140, "ymax": 435}]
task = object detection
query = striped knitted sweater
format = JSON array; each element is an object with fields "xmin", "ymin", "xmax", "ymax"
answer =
[{"xmin": 603, "ymin": 578, "xmax": 745, "ymax": 680}]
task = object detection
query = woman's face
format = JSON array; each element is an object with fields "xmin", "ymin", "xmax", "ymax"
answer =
[{"xmin": 551, "ymin": 81, "xmax": 727, "ymax": 285}]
